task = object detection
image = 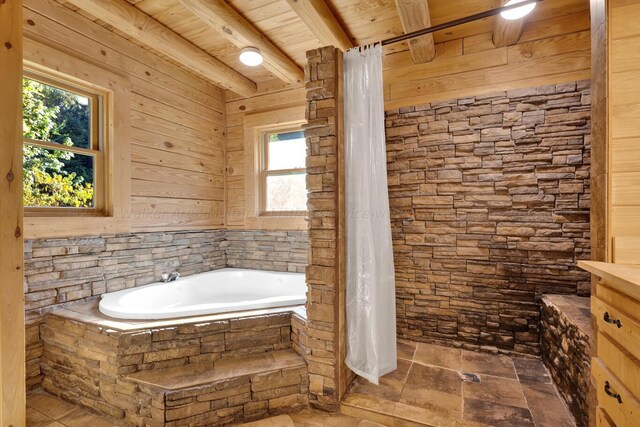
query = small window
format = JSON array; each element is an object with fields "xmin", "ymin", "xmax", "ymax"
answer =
[
  {"xmin": 22, "ymin": 72, "xmax": 104, "ymax": 214},
  {"xmin": 260, "ymin": 128, "xmax": 307, "ymax": 215}
]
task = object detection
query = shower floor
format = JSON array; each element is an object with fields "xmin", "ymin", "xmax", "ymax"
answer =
[{"xmin": 341, "ymin": 340, "xmax": 576, "ymax": 427}]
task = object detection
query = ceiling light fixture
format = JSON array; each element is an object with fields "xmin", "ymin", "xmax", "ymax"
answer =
[
  {"xmin": 500, "ymin": 0, "xmax": 537, "ymax": 20},
  {"xmin": 239, "ymin": 47, "xmax": 263, "ymax": 66}
]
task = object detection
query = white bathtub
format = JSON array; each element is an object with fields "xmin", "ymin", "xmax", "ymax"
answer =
[{"xmin": 98, "ymin": 268, "xmax": 306, "ymax": 320}]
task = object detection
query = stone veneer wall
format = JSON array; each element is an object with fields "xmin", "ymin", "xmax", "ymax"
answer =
[
  {"xmin": 304, "ymin": 46, "xmax": 352, "ymax": 410},
  {"xmin": 541, "ymin": 295, "xmax": 591, "ymax": 427},
  {"xmin": 386, "ymin": 80, "xmax": 592, "ymax": 355},
  {"xmin": 223, "ymin": 230, "xmax": 308, "ymax": 273},
  {"xmin": 25, "ymin": 229, "xmax": 309, "ymax": 390}
]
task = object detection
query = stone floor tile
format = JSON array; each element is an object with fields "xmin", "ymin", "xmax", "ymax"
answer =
[
  {"xmin": 238, "ymin": 414, "xmax": 295, "ymax": 426},
  {"xmin": 351, "ymin": 358, "xmax": 411, "ymax": 402},
  {"xmin": 512, "ymin": 358, "xmax": 551, "ymax": 384},
  {"xmin": 463, "ymin": 398, "xmax": 535, "ymax": 427},
  {"xmin": 290, "ymin": 408, "xmax": 363, "ymax": 426},
  {"xmin": 400, "ymin": 363, "xmax": 463, "ymax": 419},
  {"xmin": 414, "ymin": 343, "xmax": 462, "ymax": 371},
  {"xmin": 26, "ymin": 407, "xmax": 55, "ymax": 427},
  {"xmin": 462, "ymin": 351, "xmax": 517, "ymax": 379},
  {"xmin": 27, "ymin": 393, "xmax": 77, "ymax": 420},
  {"xmin": 394, "ymin": 401, "xmax": 459, "ymax": 427},
  {"xmin": 398, "ymin": 339, "xmax": 417, "ymax": 361},
  {"xmin": 520, "ymin": 380, "xmax": 576, "ymax": 427},
  {"xmin": 462, "ymin": 375, "xmax": 528, "ymax": 409},
  {"xmin": 57, "ymin": 408, "xmax": 120, "ymax": 427}
]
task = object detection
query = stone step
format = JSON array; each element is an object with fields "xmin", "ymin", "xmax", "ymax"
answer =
[{"xmin": 124, "ymin": 350, "xmax": 308, "ymax": 426}]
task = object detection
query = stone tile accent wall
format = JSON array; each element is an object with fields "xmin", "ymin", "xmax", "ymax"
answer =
[
  {"xmin": 541, "ymin": 295, "xmax": 591, "ymax": 427},
  {"xmin": 223, "ymin": 230, "xmax": 308, "ymax": 273},
  {"xmin": 41, "ymin": 309, "xmax": 302, "ymax": 426},
  {"xmin": 386, "ymin": 81, "xmax": 592, "ymax": 355},
  {"xmin": 304, "ymin": 46, "xmax": 351, "ymax": 410}
]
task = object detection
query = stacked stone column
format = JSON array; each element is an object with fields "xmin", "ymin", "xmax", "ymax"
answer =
[{"xmin": 303, "ymin": 46, "xmax": 351, "ymax": 410}]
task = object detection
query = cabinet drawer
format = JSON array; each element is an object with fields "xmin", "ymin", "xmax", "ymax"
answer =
[
  {"xmin": 598, "ymin": 332, "xmax": 640, "ymax": 401},
  {"xmin": 593, "ymin": 357, "xmax": 640, "ymax": 427},
  {"xmin": 596, "ymin": 282, "xmax": 640, "ymax": 324},
  {"xmin": 593, "ymin": 297, "xmax": 640, "ymax": 362}
]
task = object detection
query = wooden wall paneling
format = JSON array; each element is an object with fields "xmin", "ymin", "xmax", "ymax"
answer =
[
  {"xmin": 225, "ymin": 87, "xmax": 306, "ymax": 227},
  {"xmin": 24, "ymin": 0, "xmax": 227, "ymax": 234},
  {"xmin": 0, "ymin": 0, "xmax": 26, "ymax": 424},
  {"xmin": 609, "ymin": 0, "xmax": 640, "ymax": 245},
  {"xmin": 384, "ymin": 21, "xmax": 591, "ymax": 109},
  {"xmin": 612, "ymin": 237, "xmax": 640, "ymax": 265},
  {"xmin": 63, "ymin": 0, "xmax": 257, "ymax": 96}
]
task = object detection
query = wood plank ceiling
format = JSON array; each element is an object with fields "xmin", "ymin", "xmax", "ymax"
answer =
[{"xmin": 56, "ymin": 0, "xmax": 589, "ymax": 97}]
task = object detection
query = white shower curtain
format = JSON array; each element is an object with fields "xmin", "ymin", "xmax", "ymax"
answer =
[{"xmin": 344, "ymin": 44, "xmax": 397, "ymax": 385}]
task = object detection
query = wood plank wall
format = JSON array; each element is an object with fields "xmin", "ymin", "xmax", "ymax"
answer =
[
  {"xmin": 0, "ymin": 1, "xmax": 26, "ymax": 423},
  {"xmin": 609, "ymin": 0, "xmax": 640, "ymax": 260},
  {"xmin": 383, "ymin": 10, "xmax": 591, "ymax": 109},
  {"xmin": 23, "ymin": 0, "xmax": 226, "ymax": 236},
  {"xmin": 225, "ymin": 88, "xmax": 306, "ymax": 227}
]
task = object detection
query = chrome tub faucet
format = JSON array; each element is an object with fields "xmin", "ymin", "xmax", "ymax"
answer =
[{"xmin": 161, "ymin": 271, "xmax": 180, "ymax": 283}]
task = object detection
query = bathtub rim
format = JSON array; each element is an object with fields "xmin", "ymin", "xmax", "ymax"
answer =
[{"xmin": 97, "ymin": 267, "xmax": 307, "ymax": 322}]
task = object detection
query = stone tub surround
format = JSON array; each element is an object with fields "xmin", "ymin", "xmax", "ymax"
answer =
[
  {"xmin": 223, "ymin": 230, "xmax": 308, "ymax": 273},
  {"xmin": 40, "ymin": 301, "xmax": 306, "ymax": 426},
  {"xmin": 541, "ymin": 294, "xmax": 591, "ymax": 427},
  {"xmin": 386, "ymin": 80, "xmax": 592, "ymax": 355},
  {"xmin": 25, "ymin": 229, "xmax": 308, "ymax": 391}
]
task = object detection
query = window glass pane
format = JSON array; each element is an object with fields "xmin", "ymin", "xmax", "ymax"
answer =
[
  {"xmin": 267, "ymin": 130, "xmax": 305, "ymax": 170},
  {"xmin": 23, "ymin": 145, "xmax": 95, "ymax": 208},
  {"xmin": 266, "ymin": 173, "xmax": 307, "ymax": 211},
  {"xmin": 23, "ymin": 77, "xmax": 92, "ymax": 149}
]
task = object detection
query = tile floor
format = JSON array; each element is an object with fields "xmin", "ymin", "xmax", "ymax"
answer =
[
  {"xmin": 27, "ymin": 393, "xmax": 369, "ymax": 427},
  {"xmin": 27, "ymin": 393, "xmax": 119, "ymax": 427},
  {"xmin": 28, "ymin": 341, "xmax": 575, "ymax": 427},
  {"xmin": 342, "ymin": 340, "xmax": 576, "ymax": 427}
]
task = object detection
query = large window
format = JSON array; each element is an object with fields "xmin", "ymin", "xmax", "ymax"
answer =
[
  {"xmin": 22, "ymin": 72, "xmax": 104, "ymax": 214},
  {"xmin": 260, "ymin": 128, "xmax": 307, "ymax": 215}
]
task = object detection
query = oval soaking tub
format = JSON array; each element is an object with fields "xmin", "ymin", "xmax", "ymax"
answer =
[{"xmin": 99, "ymin": 268, "xmax": 306, "ymax": 320}]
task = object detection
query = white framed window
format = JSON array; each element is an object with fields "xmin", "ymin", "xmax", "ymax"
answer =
[
  {"xmin": 22, "ymin": 70, "xmax": 106, "ymax": 216},
  {"xmin": 259, "ymin": 127, "xmax": 307, "ymax": 215}
]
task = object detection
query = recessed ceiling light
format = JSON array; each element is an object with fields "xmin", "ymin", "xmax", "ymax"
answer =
[
  {"xmin": 239, "ymin": 47, "xmax": 263, "ymax": 67},
  {"xmin": 500, "ymin": 0, "xmax": 537, "ymax": 20}
]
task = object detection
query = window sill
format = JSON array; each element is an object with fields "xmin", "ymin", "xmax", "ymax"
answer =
[
  {"xmin": 245, "ymin": 216, "xmax": 307, "ymax": 231},
  {"xmin": 24, "ymin": 216, "xmax": 131, "ymax": 239}
]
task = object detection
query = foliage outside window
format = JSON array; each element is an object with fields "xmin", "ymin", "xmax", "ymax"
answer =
[
  {"xmin": 260, "ymin": 129, "xmax": 307, "ymax": 214},
  {"xmin": 22, "ymin": 72, "xmax": 104, "ymax": 213}
]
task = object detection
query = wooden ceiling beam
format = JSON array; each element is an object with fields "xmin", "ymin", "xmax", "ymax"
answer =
[
  {"xmin": 285, "ymin": 0, "xmax": 353, "ymax": 52},
  {"xmin": 395, "ymin": 0, "xmax": 435, "ymax": 63},
  {"xmin": 178, "ymin": 0, "xmax": 303, "ymax": 86},
  {"xmin": 493, "ymin": 1, "xmax": 526, "ymax": 47},
  {"xmin": 65, "ymin": 0, "xmax": 257, "ymax": 97}
]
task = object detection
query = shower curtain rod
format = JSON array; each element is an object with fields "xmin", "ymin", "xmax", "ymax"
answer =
[{"xmin": 378, "ymin": 0, "xmax": 543, "ymax": 47}]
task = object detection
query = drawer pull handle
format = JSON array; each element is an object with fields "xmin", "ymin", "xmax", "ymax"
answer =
[
  {"xmin": 603, "ymin": 312, "xmax": 622, "ymax": 328},
  {"xmin": 605, "ymin": 381, "xmax": 623, "ymax": 404}
]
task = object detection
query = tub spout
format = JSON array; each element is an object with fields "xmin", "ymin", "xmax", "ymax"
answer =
[{"xmin": 161, "ymin": 272, "xmax": 180, "ymax": 283}]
